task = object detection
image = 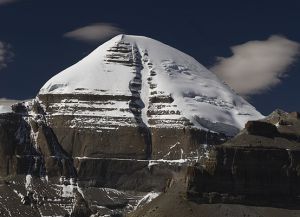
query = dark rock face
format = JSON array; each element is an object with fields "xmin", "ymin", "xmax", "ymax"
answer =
[
  {"xmin": 0, "ymin": 100, "xmax": 76, "ymax": 179},
  {"xmin": 187, "ymin": 148, "xmax": 300, "ymax": 205},
  {"xmin": 187, "ymin": 111, "xmax": 300, "ymax": 207},
  {"xmin": 0, "ymin": 112, "xmax": 48, "ymax": 178},
  {"xmin": 0, "ymin": 113, "xmax": 22, "ymax": 176},
  {"xmin": 245, "ymin": 121, "xmax": 278, "ymax": 138}
]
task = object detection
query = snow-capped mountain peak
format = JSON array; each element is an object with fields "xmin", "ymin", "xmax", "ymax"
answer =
[{"xmin": 39, "ymin": 34, "xmax": 263, "ymax": 136}]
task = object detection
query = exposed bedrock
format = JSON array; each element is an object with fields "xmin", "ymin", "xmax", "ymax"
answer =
[
  {"xmin": 187, "ymin": 110, "xmax": 300, "ymax": 207},
  {"xmin": 74, "ymin": 158, "xmax": 185, "ymax": 192}
]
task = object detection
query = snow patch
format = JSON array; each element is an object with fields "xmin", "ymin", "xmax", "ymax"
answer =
[
  {"xmin": 135, "ymin": 192, "xmax": 160, "ymax": 209},
  {"xmin": 25, "ymin": 174, "xmax": 33, "ymax": 191},
  {"xmin": 148, "ymin": 161, "xmax": 159, "ymax": 170},
  {"xmin": 61, "ymin": 184, "xmax": 75, "ymax": 197}
]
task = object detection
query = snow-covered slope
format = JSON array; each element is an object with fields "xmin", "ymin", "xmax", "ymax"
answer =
[{"xmin": 39, "ymin": 34, "xmax": 263, "ymax": 136}]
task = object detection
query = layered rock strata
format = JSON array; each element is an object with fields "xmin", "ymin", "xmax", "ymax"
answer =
[{"xmin": 187, "ymin": 110, "xmax": 300, "ymax": 207}]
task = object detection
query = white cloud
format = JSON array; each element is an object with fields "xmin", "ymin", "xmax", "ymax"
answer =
[
  {"xmin": 0, "ymin": 105, "xmax": 11, "ymax": 113},
  {"xmin": 210, "ymin": 35, "xmax": 300, "ymax": 96},
  {"xmin": 0, "ymin": 98, "xmax": 19, "ymax": 113},
  {"xmin": 0, "ymin": 0, "xmax": 17, "ymax": 6},
  {"xmin": 0, "ymin": 41, "xmax": 13, "ymax": 70},
  {"xmin": 63, "ymin": 23, "xmax": 124, "ymax": 44}
]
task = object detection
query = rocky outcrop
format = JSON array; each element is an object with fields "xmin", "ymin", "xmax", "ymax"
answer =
[{"xmin": 187, "ymin": 110, "xmax": 300, "ymax": 207}]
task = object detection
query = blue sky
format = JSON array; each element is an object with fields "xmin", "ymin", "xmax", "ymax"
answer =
[{"xmin": 0, "ymin": 0, "xmax": 299, "ymax": 115}]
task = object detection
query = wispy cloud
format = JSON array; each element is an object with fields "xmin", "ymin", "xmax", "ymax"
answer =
[
  {"xmin": 0, "ymin": 0, "xmax": 17, "ymax": 6},
  {"xmin": 210, "ymin": 35, "xmax": 300, "ymax": 96},
  {"xmin": 0, "ymin": 41, "xmax": 14, "ymax": 71},
  {"xmin": 63, "ymin": 23, "xmax": 124, "ymax": 44}
]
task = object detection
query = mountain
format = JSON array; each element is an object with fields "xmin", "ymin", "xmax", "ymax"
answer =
[
  {"xmin": 40, "ymin": 34, "xmax": 262, "ymax": 136},
  {"xmin": 0, "ymin": 34, "xmax": 264, "ymax": 216},
  {"xmin": 37, "ymin": 34, "xmax": 263, "ymax": 162}
]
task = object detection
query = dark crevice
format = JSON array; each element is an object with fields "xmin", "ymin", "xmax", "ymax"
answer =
[{"xmin": 123, "ymin": 43, "xmax": 152, "ymax": 160}]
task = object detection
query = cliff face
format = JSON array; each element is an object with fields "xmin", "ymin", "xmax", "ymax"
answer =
[
  {"xmin": 38, "ymin": 92, "xmax": 227, "ymax": 161},
  {"xmin": 0, "ymin": 101, "xmax": 76, "ymax": 178},
  {"xmin": 187, "ymin": 110, "xmax": 300, "ymax": 207}
]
